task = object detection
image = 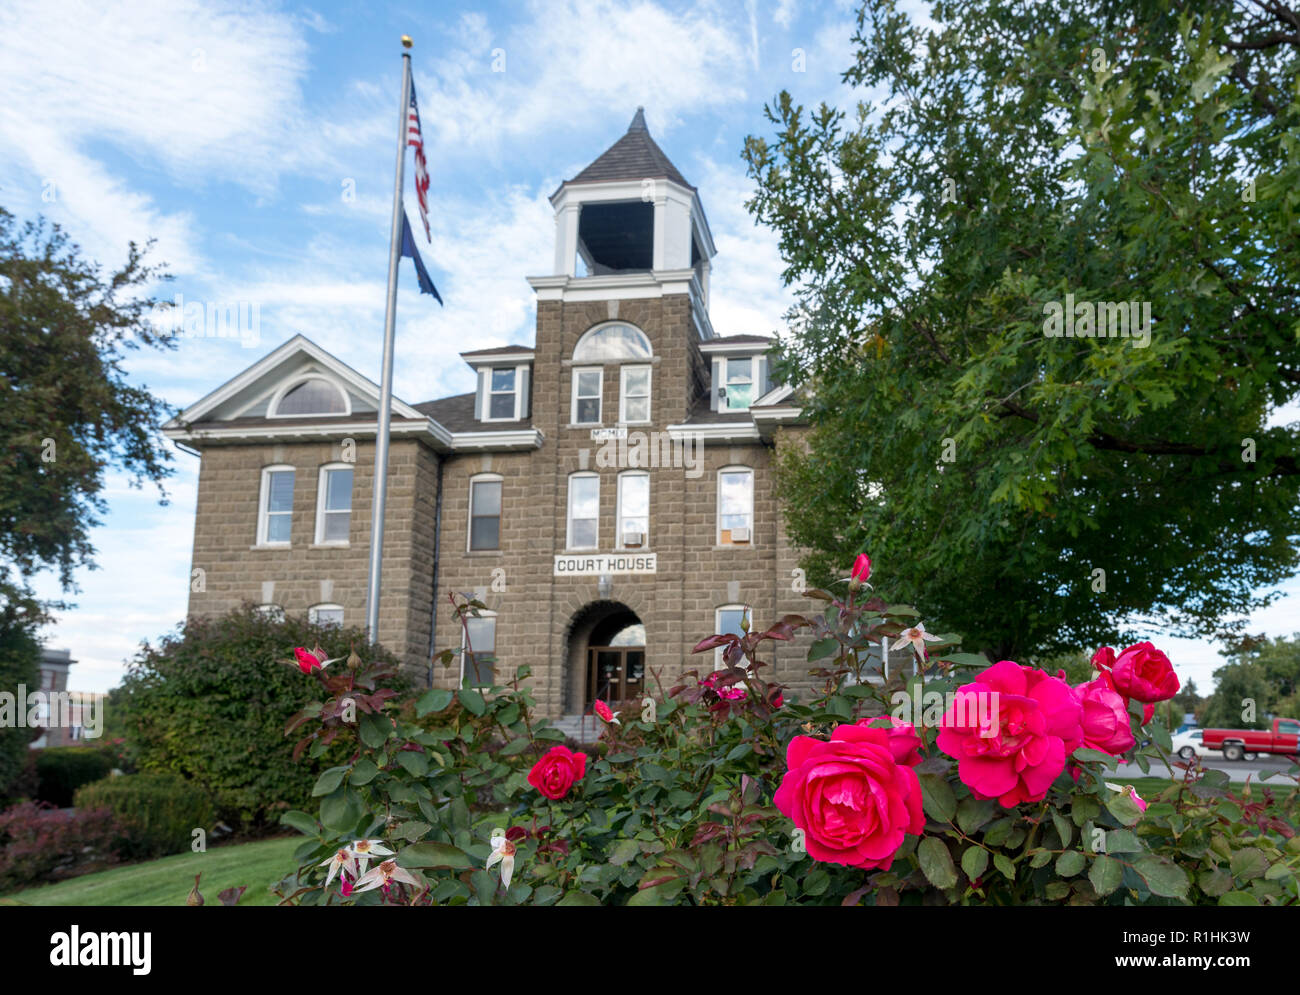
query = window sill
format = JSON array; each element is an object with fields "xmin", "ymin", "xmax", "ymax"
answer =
[
  {"xmin": 310, "ymin": 542, "xmax": 350, "ymax": 549},
  {"xmin": 250, "ymin": 543, "xmax": 291, "ymax": 550},
  {"xmin": 713, "ymin": 543, "xmax": 755, "ymax": 550},
  {"xmin": 464, "ymin": 549, "xmax": 504, "ymax": 556},
  {"xmin": 568, "ymin": 423, "xmax": 604, "ymax": 430}
]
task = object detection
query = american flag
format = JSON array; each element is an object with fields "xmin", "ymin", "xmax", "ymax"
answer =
[{"xmin": 407, "ymin": 82, "xmax": 431, "ymax": 243}]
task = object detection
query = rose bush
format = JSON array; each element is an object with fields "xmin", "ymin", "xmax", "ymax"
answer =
[{"xmin": 270, "ymin": 578, "xmax": 1300, "ymax": 906}]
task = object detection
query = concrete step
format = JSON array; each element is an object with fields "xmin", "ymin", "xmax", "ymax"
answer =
[{"xmin": 549, "ymin": 714, "xmax": 603, "ymax": 743}]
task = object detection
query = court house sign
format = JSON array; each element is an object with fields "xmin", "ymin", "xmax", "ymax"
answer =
[{"xmin": 554, "ymin": 553, "xmax": 657, "ymax": 576}]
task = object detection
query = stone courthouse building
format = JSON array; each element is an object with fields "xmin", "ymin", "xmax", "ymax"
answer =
[{"xmin": 165, "ymin": 110, "xmax": 813, "ymax": 723}]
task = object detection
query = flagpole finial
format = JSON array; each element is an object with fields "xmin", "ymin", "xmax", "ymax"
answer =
[{"xmin": 401, "ymin": 35, "xmax": 413, "ymax": 49}]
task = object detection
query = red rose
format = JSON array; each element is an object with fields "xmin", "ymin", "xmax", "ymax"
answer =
[
  {"xmin": 527, "ymin": 745, "xmax": 587, "ymax": 801},
  {"xmin": 1074, "ymin": 678, "xmax": 1136, "ymax": 756},
  {"xmin": 860, "ymin": 716, "xmax": 924, "ymax": 767},
  {"xmin": 1110, "ymin": 642, "xmax": 1179, "ymax": 703},
  {"xmin": 293, "ymin": 647, "xmax": 322, "ymax": 674},
  {"xmin": 850, "ymin": 553, "xmax": 872, "ymax": 584},
  {"xmin": 774, "ymin": 723, "xmax": 924, "ymax": 869}
]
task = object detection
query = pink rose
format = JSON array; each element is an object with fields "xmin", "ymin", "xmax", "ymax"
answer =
[
  {"xmin": 527, "ymin": 745, "xmax": 587, "ymax": 801},
  {"xmin": 1074, "ymin": 679, "xmax": 1136, "ymax": 756},
  {"xmin": 860, "ymin": 716, "xmax": 924, "ymax": 767},
  {"xmin": 850, "ymin": 553, "xmax": 872, "ymax": 584},
  {"xmin": 1110, "ymin": 642, "xmax": 1179, "ymax": 703},
  {"xmin": 594, "ymin": 700, "xmax": 613, "ymax": 722},
  {"xmin": 936, "ymin": 660, "xmax": 1083, "ymax": 808},
  {"xmin": 774, "ymin": 724, "xmax": 924, "ymax": 869},
  {"xmin": 293, "ymin": 647, "xmax": 322, "ymax": 674}
]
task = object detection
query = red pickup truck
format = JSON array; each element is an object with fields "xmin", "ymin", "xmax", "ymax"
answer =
[{"xmin": 1202, "ymin": 718, "xmax": 1300, "ymax": 761}]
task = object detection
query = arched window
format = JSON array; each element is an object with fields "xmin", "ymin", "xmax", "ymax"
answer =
[
  {"xmin": 572, "ymin": 322, "xmax": 652, "ymax": 363},
  {"xmin": 271, "ymin": 377, "xmax": 349, "ymax": 417},
  {"xmin": 309, "ymin": 603, "xmax": 344, "ymax": 628}
]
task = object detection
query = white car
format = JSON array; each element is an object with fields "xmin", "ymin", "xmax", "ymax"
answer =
[
  {"xmin": 1172, "ymin": 729, "xmax": 1210, "ymax": 760},
  {"xmin": 1172, "ymin": 729, "xmax": 1256, "ymax": 762}
]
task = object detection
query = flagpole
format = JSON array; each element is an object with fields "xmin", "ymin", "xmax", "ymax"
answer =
[{"xmin": 366, "ymin": 36, "xmax": 414, "ymax": 642}]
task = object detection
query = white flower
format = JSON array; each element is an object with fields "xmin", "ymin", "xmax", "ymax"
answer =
[
  {"xmin": 352, "ymin": 858, "xmax": 420, "ymax": 893},
  {"xmin": 891, "ymin": 622, "xmax": 943, "ymax": 658},
  {"xmin": 345, "ymin": 839, "xmax": 394, "ymax": 874},
  {"xmin": 319, "ymin": 847, "xmax": 358, "ymax": 888},
  {"xmin": 486, "ymin": 834, "xmax": 518, "ymax": 889}
]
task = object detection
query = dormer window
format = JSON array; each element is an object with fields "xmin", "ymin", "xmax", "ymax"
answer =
[
  {"xmin": 708, "ymin": 351, "xmax": 771, "ymax": 412},
  {"xmin": 271, "ymin": 377, "xmax": 348, "ymax": 417},
  {"xmin": 488, "ymin": 369, "xmax": 517, "ymax": 420},
  {"xmin": 724, "ymin": 358, "xmax": 754, "ymax": 410}
]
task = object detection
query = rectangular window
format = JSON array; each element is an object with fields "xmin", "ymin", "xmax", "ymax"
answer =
[
  {"xmin": 718, "ymin": 469, "xmax": 754, "ymax": 544},
  {"xmin": 488, "ymin": 368, "xmax": 517, "ymax": 420},
  {"xmin": 715, "ymin": 606, "xmax": 751, "ymax": 669},
  {"xmin": 620, "ymin": 366, "xmax": 651, "ymax": 423},
  {"xmin": 572, "ymin": 368, "xmax": 602, "ymax": 424},
  {"xmin": 261, "ymin": 468, "xmax": 295, "ymax": 544},
  {"xmin": 463, "ymin": 615, "xmax": 496, "ymax": 687},
  {"xmin": 567, "ymin": 475, "xmax": 600, "ymax": 550},
  {"xmin": 725, "ymin": 357, "xmax": 754, "ymax": 410},
  {"xmin": 469, "ymin": 478, "xmax": 502, "ymax": 550},
  {"xmin": 316, "ymin": 466, "xmax": 353, "ymax": 543},
  {"xmin": 617, "ymin": 473, "xmax": 649, "ymax": 548}
]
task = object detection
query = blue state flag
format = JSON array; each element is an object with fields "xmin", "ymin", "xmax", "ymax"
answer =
[{"xmin": 400, "ymin": 210, "xmax": 442, "ymax": 304}]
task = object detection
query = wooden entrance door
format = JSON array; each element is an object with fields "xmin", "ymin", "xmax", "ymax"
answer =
[{"xmin": 586, "ymin": 646, "xmax": 645, "ymax": 706}]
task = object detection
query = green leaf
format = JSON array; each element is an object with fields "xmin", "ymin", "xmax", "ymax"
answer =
[
  {"xmin": 956, "ymin": 797, "xmax": 995, "ymax": 835},
  {"xmin": 311, "ymin": 766, "xmax": 347, "ymax": 797},
  {"xmin": 1056, "ymin": 850, "xmax": 1086, "ymax": 877},
  {"xmin": 1218, "ymin": 891, "xmax": 1260, "ymax": 906},
  {"xmin": 1104, "ymin": 829, "xmax": 1142, "ymax": 854},
  {"xmin": 917, "ymin": 837, "xmax": 958, "ymax": 889},
  {"xmin": 457, "ymin": 689, "xmax": 487, "ymax": 716},
  {"xmin": 319, "ymin": 786, "xmax": 364, "ymax": 833},
  {"xmin": 279, "ymin": 810, "xmax": 319, "ymax": 836},
  {"xmin": 350, "ymin": 757, "xmax": 379, "ymax": 786},
  {"xmin": 1229, "ymin": 848, "xmax": 1268, "ymax": 881},
  {"xmin": 1073, "ymin": 747, "xmax": 1119, "ymax": 768},
  {"xmin": 918, "ymin": 774, "xmax": 957, "ymax": 823},
  {"xmin": 1052, "ymin": 812, "xmax": 1074, "ymax": 849},
  {"xmin": 1104, "ymin": 789, "xmax": 1144, "ymax": 827},
  {"xmin": 415, "ymin": 688, "xmax": 454, "ymax": 716},
  {"xmin": 499, "ymin": 737, "xmax": 530, "ymax": 756},
  {"xmin": 557, "ymin": 890, "xmax": 602, "ymax": 906},
  {"xmin": 396, "ymin": 842, "xmax": 473, "ymax": 870},
  {"xmin": 1089, "ymin": 855, "xmax": 1123, "ymax": 897},
  {"xmin": 993, "ymin": 853, "xmax": 1016, "ymax": 881},
  {"xmin": 1134, "ymin": 856, "xmax": 1190, "ymax": 899},
  {"xmin": 358, "ymin": 712, "xmax": 390, "ymax": 749},
  {"xmin": 609, "ymin": 839, "xmax": 642, "ymax": 866},
  {"xmin": 397, "ymin": 750, "xmax": 429, "ymax": 776},
  {"xmin": 1198, "ymin": 867, "xmax": 1233, "ymax": 897},
  {"xmin": 808, "ymin": 637, "xmax": 839, "ymax": 661},
  {"xmin": 961, "ymin": 846, "xmax": 989, "ymax": 880}
]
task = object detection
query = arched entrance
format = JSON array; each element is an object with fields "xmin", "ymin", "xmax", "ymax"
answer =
[{"xmin": 564, "ymin": 602, "xmax": 645, "ymax": 711}]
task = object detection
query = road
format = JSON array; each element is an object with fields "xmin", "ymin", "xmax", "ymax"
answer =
[{"xmin": 1115, "ymin": 754, "xmax": 1297, "ymax": 784}]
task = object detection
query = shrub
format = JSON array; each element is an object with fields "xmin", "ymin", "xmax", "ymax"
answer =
[
  {"xmin": 0, "ymin": 801, "xmax": 121, "ymax": 893},
  {"xmin": 35, "ymin": 746, "xmax": 116, "ymax": 807},
  {"xmin": 110, "ymin": 604, "xmax": 402, "ymax": 829},
  {"xmin": 267, "ymin": 586, "xmax": 1300, "ymax": 906},
  {"xmin": 74, "ymin": 772, "xmax": 214, "ymax": 860}
]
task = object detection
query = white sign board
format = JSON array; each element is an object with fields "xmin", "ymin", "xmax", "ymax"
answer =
[
  {"xmin": 590, "ymin": 427, "xmax": 627, "ymax": 441},
  {"xmin": 554, "ymin": 553, "xmax": 657, "ymax": 576}
]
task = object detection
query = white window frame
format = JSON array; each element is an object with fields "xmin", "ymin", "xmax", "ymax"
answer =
[
  {"xmin": 314, "ymin": 463, "xmax": 354, "ymax": 546},
  {"xmin": 714, "ymin": 605, "xmax": 751, "ymax": 670},
  {"xmin": 716, "ymin": 466, "xmax": 754, "ymax": 545},
  {"xmin": 484, "ymin": 367, "xmax": 520, "ymax": 422},
  {"xmin": 571, "ymin": 367, "xmax": 603, "ymax": 425},
  {"xmin": 256, "ymin": 465, "xmax": 296, "ymax": 546},
  {"xmin": 616, "ymin": 471, "xmax": 650, "ymax": 549},
  {"xmin": 618, "ymin": 364, "xmax": 652, "ymax": 424},
  {"xmin": 566, "ymin": 472, "xmax": 600, "ymax": 551},
  {"xmin": 268, "ymin": 377, "xmax": 351, "ymax": 418},
  {"xmin": 572, "ymin": 321, "xmax": 653, "ymax": 363},
  {"xmin": 467, "ymin": 473, "xmax": 504, "ymax": 552},
  {"xmin": 722, "ymin": 356, "xmax": 757, "ymax": 411},
  {"xmin": 460, "ymin": 611, "xmax": 497, "ymax": 688},
  {"xmin": 255, "ymin": 604, "xmax": 286, "ymax": 623},
  {"xmin": 309, "ymin": 603, "xmax": 345, "ymax": 628}
]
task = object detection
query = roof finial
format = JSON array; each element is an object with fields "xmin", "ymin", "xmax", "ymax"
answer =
[{"xmin": 628, "ymin": 107, "xmax": 647, "ymax": 133}]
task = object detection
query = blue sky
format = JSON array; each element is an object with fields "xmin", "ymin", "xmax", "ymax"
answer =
[{"xmin": 2, "ymin": 0, "xmax": 1295, "ymax": 695}]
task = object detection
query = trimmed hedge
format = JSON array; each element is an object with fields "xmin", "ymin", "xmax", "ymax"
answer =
[
  {"xmin": 0, "ymin": 800, "xmax": 122, "ymax": 893},
  {"xmin": 35, "ymin": 747, "xmax": 115, "ymax": 807},
  {"xmin": 74, "ymin": 773, "xmax": 213, "ymax": 859},
  {"xmin": 109, "ymin": 604, "xmax": 403, "ymax": 828}
]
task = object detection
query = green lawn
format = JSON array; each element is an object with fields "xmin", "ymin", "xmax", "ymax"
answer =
[{"xmin": 0, "ymin": 836, "xmax": 301, "ymax": 907}]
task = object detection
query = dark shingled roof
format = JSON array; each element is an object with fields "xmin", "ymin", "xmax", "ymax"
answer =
[
  {"xmin": 460, "ymin": 345, "xmax": 535, "ymax": 359},
  {"xmin": 680, "ymin": 396, "xmax": 758, "ymax": 425},
  {"xmin": 567, "ymin": 107, "xmax": 693, "ymax": 190},
  {"xmin": 414, "ymin": 392, "xmax": 533, "ymax": 433}
]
